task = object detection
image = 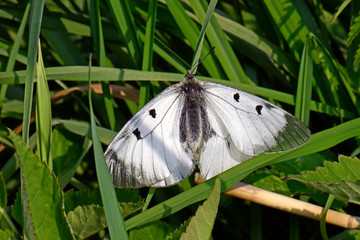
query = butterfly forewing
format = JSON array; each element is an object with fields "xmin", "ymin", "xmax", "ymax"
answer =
[
  {"xmin": 202, "ymin": 82, "xmax": 310, "ymax": 155},
  {"xmin": 105, "ymin": 84, "xmax": 194, "ymax": 188}
]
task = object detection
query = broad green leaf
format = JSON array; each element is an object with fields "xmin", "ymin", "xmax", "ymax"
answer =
[
  {"xmin": 36, "ymin": 40, "xmax": 53, "ymax": 169},
  {"xmin": 9, "ymin": 130, "xmax": 74, "ymax": 239},
  {"xmin": 181, "ymin": 178, "xmax": 221, "ymax": 240},
  {"xmin": 67, "ymin": 203, "xmax": 143, "ymax": 239},
  {"xmin": 168, "ymin": 219, "xmax": 190, "ymax": 240},
  {"xmin": 0, "ymin": 229, "xmax": 15, "ymax": 240},
  {"xmin": 131, "ymin": 221, "xmax": 174, "ymax": 240},
  {"xmin": 64, "ymin": 188, "xmax": 142, "ymax": 213},
  {"xmin": 289, "ymin": 155, "xmax": 360, "ymax": 204},
  {"xmin": 244, "ymin": 172, "xmax": 292, "ymax": 196},
  {"xmin": 52, "ymin": 128, "xmax": 91, "ymax": 189},
  {"xmin": 67, "ymin": 205, "xmax": 106, "ymax": 239}
]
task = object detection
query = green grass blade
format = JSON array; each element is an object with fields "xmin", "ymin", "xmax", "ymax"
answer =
[
  {"xmin": 0, "ymin": 67, "xmax": 354, "ymax": 118},
  {"xmin": 0, "ymin": 2, "xmax": 30, "ymax": 123},
  {"xmin": 138, "ymin": 0, "xmax": 158, "ymax": 109},
  {"xmin": 320, "ymin": 194, "xmax": 334, "ymax": 240},
  {"xmin": 332, "ymin": 0, "xmax": 352, "ymax": 24},
  {"xmin": 106, "ymin": 0, "xmax": 142, "ymax": 66},
  {"xmin": 4, "ymin": 2, "xmax": 30, "ymax": 72},
  {"xmin": 165, "ymin": 0, "xmax": 224, "ymax": 78},
  {"xmin": 35, "ymin": 41, "xmax": 53, "ymax": 170},
  {"xmin": 263, "ymin": 0, "xmax": 309, "ymax": 60},
  {"xmin": 22, "ymin": 0, "xmax": 45, "ymax": 144},
  {"xmin": 295, "ymin": 36, "xmax": 313, "ymax": 125},
  {"xmin": 191, "ymin": 0, "xmax": 218, "ymax": 72},
  {"xmin": 214, "ymin": 12, "xmax": 298, "ymax": 79},
  {"xmin": 88, "ymin": 0, "xmax": 116, "ymax": 130},
  {"xmin": 125, "ymin": 118, "xmax": 360, "ymax": 230},
  {"xmin": 88, "ymin": 60, "xmax": 128, "ymax": 240},
  {"xmin": 142, "ymin": 0, "xmax": 157, "ymax": 72},
  {"xmin": 189, "ymin": 0, "xmax": 249, "ymax": 83}
]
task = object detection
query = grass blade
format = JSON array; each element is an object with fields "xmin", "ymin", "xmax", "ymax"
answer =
[
  {"xmin": 138, "ymin": 0, "xmax": 158, "ymax": 109},
  {"xmin": 88, "ymin": 59, "xmax": 128, "ymax": 240},
  {"xmin": 88, "ymin": 0, "xmax": 116, "ymax": 130},
  {"xmin": 22, "ymin": 0, "xmax": 45, "ymax": 144},
  {"xmin": 191, "ymin": 0, "xmax": 218, "ymax": 72},
  {"xmin": 106, "ymin": 0, "xmax": 142, "ymax": 66},
  {"xmin": 166, "ymin": 0, "xmax": 224, "ymax": 78},
  {"xmin": 295, "ymin": 36, "xmax": 313, "ymax": 125},
  {"xmin": 35, "ymin": 40, "xmax": 53, "ymax": 169},
  {"xmin": 189, "ymin": 0, "xmax": 249, "ymax": 83}
]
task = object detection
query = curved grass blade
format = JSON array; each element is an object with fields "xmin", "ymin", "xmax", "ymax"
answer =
[{"xmin": 88, "ymin": 59, "xmax": 128, "ymax": 240}]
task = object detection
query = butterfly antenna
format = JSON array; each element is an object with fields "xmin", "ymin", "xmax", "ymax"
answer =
[
  {"xmin": 191, "ymin": 46, "xmax": 215, "ymax": 75},
  {"xmin": 164, "ymin": 47, "xmax": 187, "ymax": 72}
]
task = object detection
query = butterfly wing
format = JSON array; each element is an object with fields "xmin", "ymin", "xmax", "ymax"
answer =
[
  {"xmin": 202, "ymin": 81, "xmax": 310, "ymax": 155},
  {"xmin": 105, "ymin": 85, "xmax": 194, "ymax": 188},
  {"xmin": 198, "ymin": 81, "xmax": 310, "ymax": 179},
  {"xmin": 199, "ymin": 132, "xmax": 253, "ymax": 179}
]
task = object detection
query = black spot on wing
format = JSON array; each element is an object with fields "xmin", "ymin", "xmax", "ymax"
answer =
[
  {"xmin": 233, "ymin": 93, "xmax": 240, "ymax": 102},
  {"xmin": 256, "ymin": 105, "xmax": 263, "ymax": 115},
  {"xmin": 149, "ymin": 109, "xmax": 156, "ymax": 118},
  {"xmin": 132, "ymin": 128, "xmax": 142, "ymax": 140}
]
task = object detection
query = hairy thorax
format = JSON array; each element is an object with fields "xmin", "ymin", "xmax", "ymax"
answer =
[{"xmin": 179, "ymin": 75, "xmax": 212, "ymax": 160}]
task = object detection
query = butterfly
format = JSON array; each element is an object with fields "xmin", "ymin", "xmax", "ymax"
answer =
[{"xmin": 104, "ymin": 72, "xmax": 311, "ymax": 188}]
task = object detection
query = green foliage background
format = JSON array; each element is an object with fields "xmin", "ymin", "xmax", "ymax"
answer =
[{"xmin": 0, "ymin": 0, "xmax": 360, "ymax": 239}]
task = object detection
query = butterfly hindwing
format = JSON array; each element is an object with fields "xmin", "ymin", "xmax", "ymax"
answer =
[
  {"xmin": 105, "ymin": 84, "xmax": 194, "ymax": 188},
  {"xmin": 199, "ymin": 131, "xmax": 253, "ymax": 180}
]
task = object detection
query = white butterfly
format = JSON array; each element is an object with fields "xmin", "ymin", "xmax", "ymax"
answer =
[{"xmin": 105, "ymin": 72, "xmax": 310, "ymax": 188}]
